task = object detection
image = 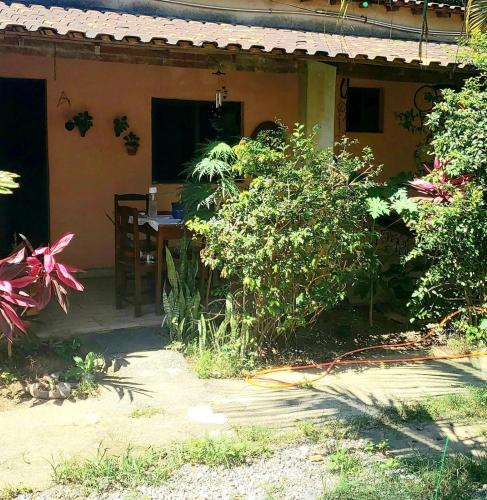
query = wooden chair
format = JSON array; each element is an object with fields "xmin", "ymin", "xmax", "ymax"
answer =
[
  {"xmin": 114, "ymin": 193, "xmax": 148, "ymax": 215},
  {"xmin": 114, "ymin": 205, "xmax": 156, "ymax": 317}
]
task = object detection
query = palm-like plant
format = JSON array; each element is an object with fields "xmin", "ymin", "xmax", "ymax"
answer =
[
  {"xmin": 0, "ymin": 170, "xmax": 19, "ymax": 194},
  {"xmin": 466, "ymin": 0, "xmax": 487, "ymax": 31},
  {"xmin": 181, "ymin": 141, "xmax": 239, "ymax": 220}
]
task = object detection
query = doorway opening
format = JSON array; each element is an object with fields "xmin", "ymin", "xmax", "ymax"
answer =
[{"xmin": 0, "ymin": 78, "xmax": 49, "ymax": 256}]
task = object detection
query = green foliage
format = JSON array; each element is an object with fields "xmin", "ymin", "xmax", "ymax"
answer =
[
  {"xmin": 64, "ymin": 352, "xmax": 104, "ymax": 382},
  {"xmin": 188, "ymin": 294, "xmax": 255, "ymax": 378},
  {"xmin": 381, "ymin": 385, "xmax": 487, "ymax": 424},
  {"xmin": 0, "ymin": 485, "xmax": 33, "ymax": 500},
  {"xmin": 426, "ymin": 36, "xmax": 487, "ymax": 184},
  {"xmin": 323, "ymin": 454, "xmax": 487, "ymax": 500},
  {"xmin": 404, "ymin": 186, "xmax": 487, "ymax": 322},
  {"xmin": 162, "ymin": 240, "xmax": 201, "ymax": 342},
  {"xmin": 181, "ymin": 141, "xmax": 239, "ymax": 220},
  {"xmin": 190, "ymin": 125, "xmax": 382, "ymax": 343},
  {"xmin": 53, "ymin": 427, "xmax": 274, "ymax": 491},
  {"xmin": 363, "ymin": 439, "xmax": 389, "ymax": 454},
  {"xmin": 175, "ymin": 429, "xmax": 273, "ymax": 468},
  {"xmin": 465, "ymin": 319, "xmax": 487, "ymax": 346},
  {"xmin": 296, "ymin": 418, "xmax": 365, "ymax": 443},
  {"xmin": 113, "ymin": 115, "xmax": 129, "ymax": 137},
  {"xmin": 0, "ymin": 171, "xmax": 19, "ymax": 195},
  {"xmin": 366, "ymin": 187, "xmax": 417, "ymax": 220},
  {"xmin": 71, "ymin": 379, "xmax": 100, "ymax": 399},
  {"xmin": 51, "ymin": 337, "xmax": 82, "ymax": 362},
  {"xmin": 0, "ymin": 369, "xmax": 18, "ymax": 386},
  {"xmin": 327, "ymin": 448, "xmax": 364, "ymax": 475},
  {"xmin": 52, "ymin": 447, "xmax": 172, "ymax": 491}
]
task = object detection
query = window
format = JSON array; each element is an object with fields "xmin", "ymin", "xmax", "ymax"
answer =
[
  {"xmin": 346, "ymin": 87, "xmax": 383, "ymax": 133},
  {"xmin": 151, "ymin": 98, "xmax": 242, "ymax": 183}
]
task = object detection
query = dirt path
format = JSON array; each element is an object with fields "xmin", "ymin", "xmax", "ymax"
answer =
[{"xmin": 1, "ymin": 346, "xmax": 486, "ymax": 490}]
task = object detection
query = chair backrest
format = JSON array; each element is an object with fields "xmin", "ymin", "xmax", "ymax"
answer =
[
  {"xmin": 115, "ymin": 193, "xmax": 149, "ymax": 215},
  {"xmin": 115, "ymin": 205, "xmax": 141, "ymax": 262}
]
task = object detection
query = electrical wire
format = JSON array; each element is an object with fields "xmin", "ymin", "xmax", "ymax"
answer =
[
  {"xmin": 155, "ymin": 0, "xmax": 465, "ymax": 37},
  {"xmin": 246, "ymin": 307, "xmax": 487, "ymax": 389}
]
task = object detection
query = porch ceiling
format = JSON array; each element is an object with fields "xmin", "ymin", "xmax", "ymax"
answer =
[{"xmin": 0, "ymin": 1, "xmax": 464, "ymax": 68}]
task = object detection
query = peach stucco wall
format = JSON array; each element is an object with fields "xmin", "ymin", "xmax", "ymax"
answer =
[
  {"xmin": 1, "ymin": 53, "xmax": 426, "ymax": 269},
  {"xmin": 0, "ymin": 54, "xmax": 299, "ymax": 268},
  {"xmin": 335, "ymin": 77, "xmax": 423, "ymax": 180}
]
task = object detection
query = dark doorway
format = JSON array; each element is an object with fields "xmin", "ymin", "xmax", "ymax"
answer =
[{"xmin": 0, "ymin": 78, "xmax": 49, "ymax": 256}]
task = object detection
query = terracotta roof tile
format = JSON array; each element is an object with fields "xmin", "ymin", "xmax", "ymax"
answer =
[{"xmin": 0, "ymin": 1, "xmax": 461, "ymax": 67}]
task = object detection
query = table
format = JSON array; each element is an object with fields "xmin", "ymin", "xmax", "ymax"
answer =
[{"xmin": 137, "ymin": 213, "xmax": 187, "ymax": 314}]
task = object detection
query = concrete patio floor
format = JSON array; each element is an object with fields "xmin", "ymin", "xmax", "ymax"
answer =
[{"xmin": 29, "ymin": 275, "xmax": 161, "ymax": 339}]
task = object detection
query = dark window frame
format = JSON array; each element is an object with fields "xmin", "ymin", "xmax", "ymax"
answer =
[
  {"xmin": 151, "ymin": 98, "xmax": 243, "ymax": 184},
  {"xmin": 345, "ymin": 87, "xmax": 384, "ymax": 134}
]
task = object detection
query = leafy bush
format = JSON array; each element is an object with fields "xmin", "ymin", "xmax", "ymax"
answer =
[
  {"xmin": 190, "ymin": 126, "xmax": 382, "ymax": 343},
  {"xmin": 404, "ymin": 186, "xmax": 487, "ymax": 321},
  {"xmin": 426, "ymin": 78, "xmax": 487, "ymax": 184},
  {"xmin": 399, "ymin": 35, "xmax": 487, "ymax": 326}
]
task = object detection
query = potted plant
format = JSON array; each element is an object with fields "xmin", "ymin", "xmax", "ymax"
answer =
[
  {"xmin": 113, "ymin": 116, "xmax": 129, "ymax": 137},
  {"xmin": 124, "ymin": 131, "xmax": 140, "ymax": 155},
  {"xmin": 65, "ymin": 111, "xmax": 93, "ymax": 137}
]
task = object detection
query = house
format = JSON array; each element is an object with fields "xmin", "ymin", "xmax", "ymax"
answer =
[{"xmin": 0, "ymin": 0, "xmax": 471, "ymax": 270}]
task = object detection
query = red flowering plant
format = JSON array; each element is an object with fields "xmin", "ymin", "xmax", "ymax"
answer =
[
  {"xmin": 0, "ymin": 233, "xmax": 83, "ymax": 345},
  {"xmin": 409, "ymin": 157, "xmax": 474, "ymax": 203}
]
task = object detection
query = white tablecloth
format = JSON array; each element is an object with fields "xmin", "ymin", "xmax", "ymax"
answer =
[{"xmin": 131, "ymin": 214, "xmax": 183, "ymax": 231}]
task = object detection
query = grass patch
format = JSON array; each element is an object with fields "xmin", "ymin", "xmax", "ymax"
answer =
[
  {"xmin": 0, "ymin": 485, "xmax": 33, "ymax": 500},
  {"xmin": 323, "ymin": 453, "xmax": 487, "ymax": 500},
  {"xmin": 52, "ymin": 447, "xmax": 173, "ymax": 491},
  {"xmin": 187, "ymin": 347, "xmax": 243, "ymax": 379},
  {"xmin": 296, "ymin": 416, "xmax": 376, "ymax": 444},
  {"xmin": 174, "ymin": 426, "xmax": 273, "ymax": 467},
  {"xmin": 52, "ymin": 426, "xmax": 274, "ymax": 492},
  {"xmin": 129, "ymin": 406, "xmax": 164, "ymax": 419},
  {"xmin": 327, "ymin": 448, "xmax": 364, "ymax": 475},
  {"xmin": 71, "ymin": 380, "xmax": 100, "ymax": 400},
  {"xmin": 382, "ymin": 385, "xmax": 487, "ymax": 424}
]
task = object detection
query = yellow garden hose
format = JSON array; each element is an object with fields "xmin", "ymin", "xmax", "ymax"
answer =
[{"xmin": 245, "ymin": 307, "xmax": 487, "ymax": 389}]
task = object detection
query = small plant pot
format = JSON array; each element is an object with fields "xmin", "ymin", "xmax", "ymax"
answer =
[
  {"xmin": 126, "ymin": 143, "xmax": 139, "ymax": 156},
  {"xmin": 65, "ymin": 120, "xmax": 75, "ymax": 132}
]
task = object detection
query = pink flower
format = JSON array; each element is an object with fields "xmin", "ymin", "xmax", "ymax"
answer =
[
  {"xmin": 410, "ymin": 158, "xmax": 474, "ymax": 203},
  {"xmin": 28, "ymin": 233, "xmax": 84, "ymax": 313}
]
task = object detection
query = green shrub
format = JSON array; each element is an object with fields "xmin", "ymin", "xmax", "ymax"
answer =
[
  {"xmin": 190, "ymin": 125, "xmax": 382, "ymax": 343},
  {"xmin": 404, "ymin": 186, "xmax": 487, "ymax": 322}
]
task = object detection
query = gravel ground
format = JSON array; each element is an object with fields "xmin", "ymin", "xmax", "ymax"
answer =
[
  {"xmin": 17, "ymin": 438, "xmax": 487, "ymax": 500},
  {"xmin": 20, "ymin": 441, "xmax": 358, "ymax": 500}
]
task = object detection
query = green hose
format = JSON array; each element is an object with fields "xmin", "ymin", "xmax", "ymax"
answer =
[{"xmin": 434, "ymin": 436, "xmax": 450, "ymax": 500}]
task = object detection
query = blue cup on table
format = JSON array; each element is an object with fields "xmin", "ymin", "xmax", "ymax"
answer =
[{"xmin": 171, "ymin": 202, "xmax": 184, "ymax": 220}]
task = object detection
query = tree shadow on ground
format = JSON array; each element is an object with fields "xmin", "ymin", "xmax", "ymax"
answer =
[{"xmin": 213, "ymin": 357, "xmax": 487, "ymax": 458}]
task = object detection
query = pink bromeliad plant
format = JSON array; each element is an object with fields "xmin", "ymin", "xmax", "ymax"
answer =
[
  {"xmin": 409, "ymin": 158, "xmax": 474, "ymax": 203},
  {"xmin": 0, "ymin": 233, "xmax": 83, "ymax": 346}
]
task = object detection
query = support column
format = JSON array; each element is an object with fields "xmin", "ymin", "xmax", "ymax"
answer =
[{"xmin": 299, "ymin": 61, "xmax": 336, "ymax": 149}]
